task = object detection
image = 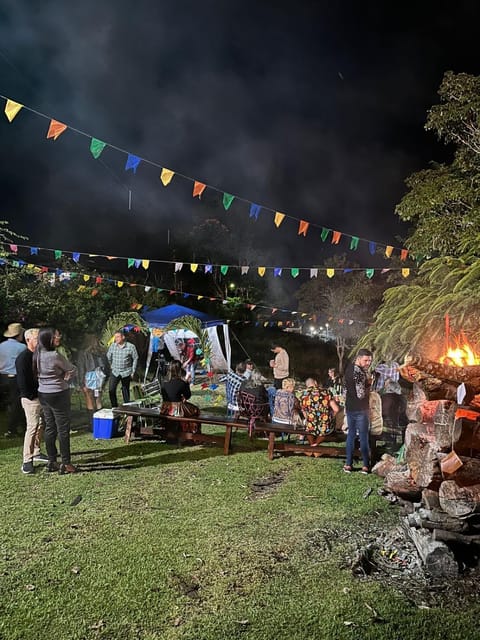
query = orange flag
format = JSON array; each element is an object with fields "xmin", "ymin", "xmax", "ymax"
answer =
[
  {"xmin": 46, "ymin": 119, "xmax": 67, "ymax": 140},
  {"xmin": 400, "ymin": 249, "xmax": 409, "ymax": 261},
  {"xmin": 331, "ymin": 231, "xmax": 342, "ymax": 244},
  {"xmin": 193, "ymin": 181, "xmax": 206, "ymax": 198},
  {"xmin": 298, "ymin": 220, "xmax": 309, "ymax": 236}
]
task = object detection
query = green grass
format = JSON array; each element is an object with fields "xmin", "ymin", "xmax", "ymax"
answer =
[{"xmin": 0, "ymin": 390, "xmax": 478, "ymax": 640}]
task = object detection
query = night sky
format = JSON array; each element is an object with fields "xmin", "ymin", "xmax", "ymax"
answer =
[{"xmin": 1, "ymin": 1, "xmax": 479, "ymax": 294}]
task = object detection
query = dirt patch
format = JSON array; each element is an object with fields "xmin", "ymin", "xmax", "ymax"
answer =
[
  {"xmin": 332, "ymin": 521, "xmax": 480, "ymax": 608},
  {"xmin": 247, "ymin": 470, "xmax": 288, "ymax": 500},
  {"xmin": 168, "ymin": 573, "xmax": 201, "ymax": 599}
]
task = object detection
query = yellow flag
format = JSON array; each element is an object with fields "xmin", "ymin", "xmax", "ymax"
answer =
[
  {"xmin": 142, "ymin": 260, "xmax": 150, "ymax": 269},
  {"xmin": 402, "ymin": 268, "xmax": 410, "ymax": 278},
  {"xmin": 117, "ymin": 281, "xmax": 124, "ymax": 288},
  {"xmin": 326, "ymin": 268, "xmax": 335, "ymax": 278},
  {"xmin": 160, "ymin": 168, "xmax": 174, "ymax": 186},
  {"xmin": 258, "ymin": 266, "xmax": 266, "ymax": 277},
  {"xmin": 385, "ymin": 245, "xmax": 394, "ymax": 258},
  {"xmin": 83, "ymin": 274, "xmax": 90, "ymax": 282},
  {"xmin": 190, "ymin": 263, "xmax": 198, "ymax": 272},
  {"xmin": 5, "ymin": 99, "xmax": 23, "ymax": 122},
  {"xmin": 197, "ymin": 295, "xmax": 203, "ymax": 300},
  {"xmin": 274, "ymin": 212, "xmax": 285, "ymax": 227}
]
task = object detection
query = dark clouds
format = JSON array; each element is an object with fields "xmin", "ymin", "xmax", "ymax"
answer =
[{"xmin": 1, "ymin": 1, "xmax": 479, "ymax": 272}]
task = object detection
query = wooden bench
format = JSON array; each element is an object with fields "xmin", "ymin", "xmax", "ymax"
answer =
[
  {"xmin": 112, "ymin": 404, "xmax": 250, "ymax": 455},
  {"xmin": 254, "ymin": 422, "xmax": 380, "ymax": 461}
]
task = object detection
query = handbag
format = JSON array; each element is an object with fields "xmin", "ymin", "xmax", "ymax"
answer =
[{"xmin": 85, "ymin": 367, "xmax": 106, "ymax": 391}]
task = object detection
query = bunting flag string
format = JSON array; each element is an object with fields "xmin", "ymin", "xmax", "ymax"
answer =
[
  {"xmin": 0, "ymin": 255, "xmax": 374, "ymax": 327},
  {"xmin": 2, "ymin": 241, "xmax": 416, "ymax": 279},
  {"xmin": 1, "ymin": 93, "xmax": 410, "ymax": 261}
]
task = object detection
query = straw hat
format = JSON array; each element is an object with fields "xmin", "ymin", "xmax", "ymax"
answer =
[{"xmin": 3, "ymin": 322, "xmax": 24, "ymax": 338}]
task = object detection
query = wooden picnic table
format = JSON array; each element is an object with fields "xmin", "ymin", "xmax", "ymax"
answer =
[
  {"xmin": 254, "ymin": 421, "xmax": 380, "ymax": 461},
  {"xmin": 112, "ymin": 404, "xmax": 250, "ymax": 455}
]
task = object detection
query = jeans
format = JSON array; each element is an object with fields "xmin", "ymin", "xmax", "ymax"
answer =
[
  {"xmin": 267, "ymin": 386, "xmax": 277, "ymax": 418},
  {"xmin": 345, "ymin": 410, "xmax": 370, "ymax": 467},
  {"xmin": 109, "ymin": 375, "xmax": 131, "ymax": 407},
  {"xmin": 38, "ymin": 390, "xmax": 72, "ymax": 464}
]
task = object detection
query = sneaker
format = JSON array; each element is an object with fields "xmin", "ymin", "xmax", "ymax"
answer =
[
  {"xmin": 343, "ymin": 465, "xmax": 353, "ymax": 473},
  {"xmin": 33, "ymin": 453, "xmax": 49, "ymax": 463},
  {"xmin": 360, "ymin": 467, "xmax": 370, "ymax": 475},
  {"xmin": 59, "ymin": 463, "xmax": 78, "ymax": 475},
  {"xmin": 46, "ymin": 461, "xmax": 60, "ymax": 472},
  {"xmin": 21, "ymin": 461, "xmax": 35, "ymax": 474}
]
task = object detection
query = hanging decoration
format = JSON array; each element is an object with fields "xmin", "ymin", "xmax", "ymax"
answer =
[{"xmin": 1, "ymin": 94, "xmax": 410, "ymax": 261}]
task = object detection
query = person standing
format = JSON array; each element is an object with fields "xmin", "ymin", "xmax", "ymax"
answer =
[
  {"xmin": 269, "ymin": 344, "xmax": 289, "ymax": 389},
  {"xmin": 181, "ymin": 338, "xmax": 198, "ymax": 385},
  {"xmin": 76, "ymin": 334, "xmax": 109, "ymax": 426},
  {"xmin": 0, "ymin": 322, "xmax": 26, "ymax": 438},
  {"xmin": 107, "ymin": 330, "xmax": 139, "ymax": 407},
  {"xmin": 373, "ymin": 360, "xmax": 400, "ymax": 392},
  {"xmin": 34, "ymin": 328, "xmax": 78, "ymax": 474},
  {"xmin": 16, "ymin": 328, "xmax": 48, "ymax": 474},
  {"xmin": 343, "ymin": 349, "xmax": 373, "ymax": 474},
  {"xmin": 220, "ymin": 362, "xmax": 247, "ymax": 417}
]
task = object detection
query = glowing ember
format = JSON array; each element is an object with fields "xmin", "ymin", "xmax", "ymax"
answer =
[{"xmin": 439, "ymin": 333, "xmax": 480, "ymax": 366}]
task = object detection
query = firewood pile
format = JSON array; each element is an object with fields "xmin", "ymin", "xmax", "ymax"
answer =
[{"xmin": 373, "ymin": 354, "xmax": 480, "ymax": 578}]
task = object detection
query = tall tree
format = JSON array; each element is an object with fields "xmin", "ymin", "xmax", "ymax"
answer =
[{"xmin": 359, "ymin": 72, "xmax": 480, "ymax": 360}]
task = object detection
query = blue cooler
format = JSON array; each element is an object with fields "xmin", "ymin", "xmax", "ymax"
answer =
[{"xmin": 93, "ymin": 409, "xmax": 118, "ymax": 439}]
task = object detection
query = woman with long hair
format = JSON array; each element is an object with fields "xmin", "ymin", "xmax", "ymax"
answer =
[
  {"xmin": 34, "ymin": 327, "xmax": 77, "ymax": 474},
  {"xmin": 160, "ymin": 359, "xmax": 200, "ymax": 441},
  {"xmin": 76, "ymin": 333, "xmax": 109, "ymax": 427}
]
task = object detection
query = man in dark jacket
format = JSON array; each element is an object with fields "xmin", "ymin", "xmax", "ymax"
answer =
[
  {"xmin": 343, "ymin": 349, "xmax": 372, "ymax": 474},
  {"xmin": 16, "ymin": 328, "xmax": 48, "ymax": 474}
]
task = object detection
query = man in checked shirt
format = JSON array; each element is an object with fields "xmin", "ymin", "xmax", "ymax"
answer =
[{"xmin": 107, "ymin": 330, "xmax": 139, "ymax": 407}]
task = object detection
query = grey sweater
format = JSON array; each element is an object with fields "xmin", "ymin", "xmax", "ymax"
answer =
[{"xmin": 37, "ymin": 349, "xmax": 77, "ymax": 394}]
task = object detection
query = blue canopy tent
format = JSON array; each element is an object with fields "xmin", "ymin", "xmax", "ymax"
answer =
[{"xmin": 141, "ymin": 304, "xmax": 231, "ymax": 378}]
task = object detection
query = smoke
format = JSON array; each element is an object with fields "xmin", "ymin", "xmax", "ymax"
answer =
[{"xmin": 0, "ymin": 0, "xmax": 477, "ymax": 302}]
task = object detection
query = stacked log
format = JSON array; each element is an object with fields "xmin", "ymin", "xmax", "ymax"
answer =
[{"xmin": 380, "ymin": 375, "xmax": 480, "ymax": 577}]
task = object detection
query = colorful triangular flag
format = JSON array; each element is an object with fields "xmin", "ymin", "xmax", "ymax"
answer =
[
  {"xmin": 46, "ymin": 120, "xmax": 67, "ymax": 140},
  {"xmin": 4, "ymin": 99, "xmax": 23, "ymax": 122}
]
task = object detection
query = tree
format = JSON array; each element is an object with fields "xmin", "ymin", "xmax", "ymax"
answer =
[
  {"xmin": 295, "ymin": 254, "xmax": 396, "ymax": 372},
  {"xmin": 358, "ymin": 72, "xmax": 480, "ymax": 360},
  {"xmin": 0, "ymin": 262, "xmax": 167, "ymax": 349},
  {"xmin": 357, "ymin": 255, "xmax": 480, "ymax": 360},
  {"xmin": 396, "ymin": 72, "xmax": 480, "ymax": 258}
]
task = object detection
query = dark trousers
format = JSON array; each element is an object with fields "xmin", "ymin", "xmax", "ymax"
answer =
[
  {"xmin": 0, "ymin": 374, "xmax": 24, "ymax": 433},
  {"xmin": 109, "ymin": 375, "xmax": 131, "ymax": 407},
  {"xmin": 38, "ymin": 390, "xmax": 72, "ymax": 464}
]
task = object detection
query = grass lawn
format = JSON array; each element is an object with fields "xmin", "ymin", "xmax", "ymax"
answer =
[{"xmin": 1, "ymin": 388, "xmax": 478, "ymax": 640}]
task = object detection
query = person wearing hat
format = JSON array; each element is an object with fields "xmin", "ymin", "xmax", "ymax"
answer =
[
  {"xmin": 269, "ymin": 344, "xmax": 289, "ymax": 390},
  {"xmin": 0, "ymin": 322, "xmax": 27, "ymax": 437}
]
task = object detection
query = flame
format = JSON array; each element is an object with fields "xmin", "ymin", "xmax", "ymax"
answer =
[{"xmin": 439, "ymin": 332, "xmax": 480, "ymax": 366}]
